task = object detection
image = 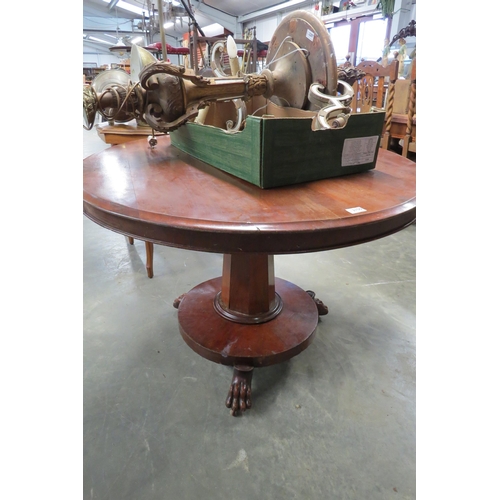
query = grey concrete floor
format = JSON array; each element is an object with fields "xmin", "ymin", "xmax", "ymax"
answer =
[{"xmin": 83, "ymin": 128, "xmax": 416, "ymax": 500}]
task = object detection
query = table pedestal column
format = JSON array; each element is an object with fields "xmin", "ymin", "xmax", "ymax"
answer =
[
  {"xmin": 215, "ymin": 254, "xmax": 282, "ymax": 324},
  {"xmin": 177, "ymin": 253, "xmax": 319, "ymax": 415}
]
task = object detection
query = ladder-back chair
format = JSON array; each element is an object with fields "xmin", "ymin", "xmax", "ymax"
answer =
[{"xmin": 350, "ymin": 59, "xmax": 399, "ymax": 114}]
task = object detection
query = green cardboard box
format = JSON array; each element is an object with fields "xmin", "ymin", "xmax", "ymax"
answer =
[{"xmin": 170, "ymin": 99, "xmax": 386, "ymax": 189}]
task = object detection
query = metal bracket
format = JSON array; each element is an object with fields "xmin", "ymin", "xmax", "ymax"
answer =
[{"xmin": 308, "ymin": 80, "xmax": 354, "ymax": 130}]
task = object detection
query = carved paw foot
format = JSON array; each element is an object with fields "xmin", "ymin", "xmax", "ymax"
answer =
[
  {"xmin": 173, "ymin": 293, "xmax": 186, "ymax": 309},
  {"xmin": 225, "ymin": 366, "xmax": 253, "ymax": 416},
  {"xmin": 306, "ymin": 290, "xmax": 329, "ymax": 315}
]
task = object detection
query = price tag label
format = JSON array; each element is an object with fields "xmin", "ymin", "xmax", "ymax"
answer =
[
  {"xmin": 306, "ymin": 29, "xmax": 315, "ymax": 41},
  {"xmin": 346, "ymin": 207, "xmax": 367, "ymax": 214},
  {"xmin": 341, "ymin": 136, "xmax": 379, "ymax": 167}
]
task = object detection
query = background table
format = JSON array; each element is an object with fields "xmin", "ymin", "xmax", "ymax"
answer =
[
  {"xmin": 83, "ymin": 136, "xmax": 416, "ymax": 415},
  {"xmin": 95, "ymin": 120, "xmax": 165, "ymax": 145}
]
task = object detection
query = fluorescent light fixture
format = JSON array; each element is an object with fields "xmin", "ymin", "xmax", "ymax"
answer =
[
  {"xmin": 102, "ymin": 0, "xmax": 148, "ymax": 16},
  {"xmin": 88, "ymin": 36, "xmax": 115, "ymax": 45},
  {"xmin": 238, "ymin": 0, "xmax": 309, "ymax": 22},
  {"xmin": 163, "ymin": 21, "xmax": 174, "ymax": 29},
  {"xmin": 279, "ymin": 0, "xmax": 308, "ymax": 7},
  {"xmin": 131, "ymin": 36, "xmax": 143, "ymax": 44},
  {"xmin": 202, "ymin": 23, "xmax": 224, "ymax": 37}
]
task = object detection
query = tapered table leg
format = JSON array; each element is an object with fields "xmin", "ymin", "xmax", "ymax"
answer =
[{"xmin": 145, "ymin": 241, "xmax": 154, "ymax": 278}]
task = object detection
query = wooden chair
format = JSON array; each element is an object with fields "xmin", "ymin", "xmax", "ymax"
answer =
[
  {"xmin": 350, "ymin": 59, "xmax": 399, "ymax": 114},
  {"xmin": 381, "ymin": 58, "xmax": 416, "ymax": 157},
  {"xmin": 400, "ymin": 58, "xmax": 416, "ymax": 156},
  {"xmin": 127, "ymin": 237, "xmax": 154, "ymax": 278}
]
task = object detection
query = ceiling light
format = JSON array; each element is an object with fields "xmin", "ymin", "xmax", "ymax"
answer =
[
  {"xmin": 88, "ymin": 36, "xmax": 115, "ymax": 45},
  {"xmin": 102, "ymin": 0, "xmax": 148, "ymax": 17},
  {"xmin": 109, "ymin": 37, "xmax": 132, "ymax": 54},
  {"xmin": 202, "ymin": 23, "xmax": 224, "ymax": 37},
  {"xmin": 277, "ymin": 0, "xmax": 308, "ymax": 8}
]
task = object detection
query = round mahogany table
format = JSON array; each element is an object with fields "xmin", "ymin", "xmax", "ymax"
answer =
[{"xmin": 83, "ymin": 136, "xmax": 416, "ymax": 415}]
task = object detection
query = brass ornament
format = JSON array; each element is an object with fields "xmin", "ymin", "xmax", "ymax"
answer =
[{"xmin": 83, "ymin": 10, "xmax": 355, "ymax": 133}]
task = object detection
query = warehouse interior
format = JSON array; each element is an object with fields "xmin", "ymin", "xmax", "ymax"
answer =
[
  {"xmin": 82, "ymin": 2, "xmax": 418, "ymax": 498},
  {"xmin": 5, "ymin": 2, "xmax": 495, "ymax": 500}
]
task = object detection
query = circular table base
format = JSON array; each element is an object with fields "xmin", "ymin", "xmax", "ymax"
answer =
[{"xmin": 178, "ymin": 277, "xmax": 318, "ymax": 367}]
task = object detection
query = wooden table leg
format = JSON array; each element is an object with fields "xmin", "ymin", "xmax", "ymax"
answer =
[
  {"xmin": 145, "ymin": 241, "xmax": 154, "ymax": 279},
  {"xmin": 126, "ymin": 237, "xmax": 154, "ymax": 278},
  {"xmin": 177, "ymin": 253, "xmax": 318, "ymax": 415}
]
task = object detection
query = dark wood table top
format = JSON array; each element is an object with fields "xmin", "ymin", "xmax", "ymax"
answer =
[{"xmin": 83, "ymin": 135, "xmax": 416, "ymax": 255}]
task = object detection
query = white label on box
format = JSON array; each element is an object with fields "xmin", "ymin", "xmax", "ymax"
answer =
[
  {"xmin": 341, "ymin": 136, "xmax": 379, "ymax": 167},
  {"xmin": 346, "ymin": 207, "xmax": 367, "ymax": 214},
  {"xmin": 306, "ymin": 29, "xmax": 315, "ymax": 41}
]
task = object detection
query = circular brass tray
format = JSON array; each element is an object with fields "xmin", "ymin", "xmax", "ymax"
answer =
[{"xmin": 266, "ymin": 10, "xmax": 337, "ymax": 110}]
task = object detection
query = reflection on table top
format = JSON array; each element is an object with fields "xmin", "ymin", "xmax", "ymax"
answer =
[{"xmin": 83, "ymin": 135, "xmax": 416, "ymax": 254}]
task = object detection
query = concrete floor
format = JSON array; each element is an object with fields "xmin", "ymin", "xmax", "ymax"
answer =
[{"xmin": 83, "ymin": 128, "xmax": 416, "ymax": 500}]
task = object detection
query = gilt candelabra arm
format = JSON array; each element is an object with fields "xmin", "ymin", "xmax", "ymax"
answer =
[
  {"xmin": 138, "ymin": 62, "xmax": 269, "ymax": 133},
  {"xmin": 206, "ymin": 36, "xmax": 248, "ymax": 134},
  {"xmin": 153, "ymin": 60, "xmax": 354, "ymax": 134},
  {"xmin": 83, "ymin": 10, "xmax": 358, "ymax": 135},
  {"xmin": 83, "ymin": 80, "xmax": 147, "ymax": 131}
]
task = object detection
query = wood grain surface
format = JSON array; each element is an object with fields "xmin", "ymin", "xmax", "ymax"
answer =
[{"xmin": 83, "ymin": 135, "xmax": 416, "ymax": 254}]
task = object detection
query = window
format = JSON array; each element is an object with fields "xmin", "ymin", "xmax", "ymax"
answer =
[
  {"xmin": 329, "ymin": 24, "xmax": 351, "ymax": 65},
  {"xmin": 356, "ymin": 18, "xmax": 388, "ymax": 63},
  {"xmin": 327, "ymin": 14, "xmax": 391, "ymax": 67}
]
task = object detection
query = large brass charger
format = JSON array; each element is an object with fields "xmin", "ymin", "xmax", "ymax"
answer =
[{"xmin": 265, "ymin": 10, "xmax": 337, "ymax": 110}]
